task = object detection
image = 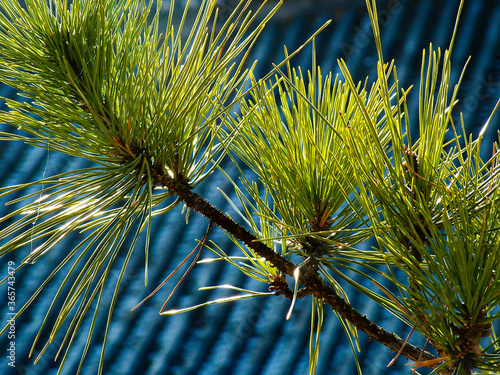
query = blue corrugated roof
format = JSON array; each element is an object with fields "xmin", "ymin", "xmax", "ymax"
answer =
[{"xmin": 1, "ymin": 0, "xmax": 500, "ymax": 374}]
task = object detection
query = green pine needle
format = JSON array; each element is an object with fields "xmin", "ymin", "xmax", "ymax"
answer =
[{"xmin": 0, "ymin": 0, "xmax": 282, "ymax": 372}]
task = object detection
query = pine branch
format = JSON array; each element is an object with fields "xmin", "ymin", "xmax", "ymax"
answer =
[
  {"xmin": 160, "ymin": 174, "xmax": 453, "ymax": 374},
  {"xmin": 2, "ymin": 0, "xmax": 496, "ymax": 373}
]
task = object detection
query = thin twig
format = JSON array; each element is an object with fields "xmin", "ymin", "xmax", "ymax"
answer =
[
  {"xmin": 160, "ymin": 174, "xmax": 453, "ymax": 374},
  {"xmin": 131, "ymin": 221, "xmax": 213, "ymax": 312}
]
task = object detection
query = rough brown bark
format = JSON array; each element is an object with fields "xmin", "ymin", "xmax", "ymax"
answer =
[{"xmin": 160, "ymin": 175, "xmax": 453, "ymax": 374}]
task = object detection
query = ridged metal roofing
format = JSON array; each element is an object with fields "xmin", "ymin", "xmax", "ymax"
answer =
[{"xmin": 1, "ymin": 0, "xmax": 500, "ymax": 374}]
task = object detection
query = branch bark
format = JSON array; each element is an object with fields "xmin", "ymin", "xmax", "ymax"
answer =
[{"xmin": 160, "ymin": 175, "xmax": 453, "ymax": 374}]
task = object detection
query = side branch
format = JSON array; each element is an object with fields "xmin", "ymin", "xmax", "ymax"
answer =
[{"xmin": 160, "ymin": 175, "xmax": 451, "ymax": 374}]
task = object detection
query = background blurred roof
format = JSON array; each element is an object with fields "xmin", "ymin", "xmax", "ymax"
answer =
[{"xmin": 1, "ymin": 0, "xmax": 500, "ymax": 374}]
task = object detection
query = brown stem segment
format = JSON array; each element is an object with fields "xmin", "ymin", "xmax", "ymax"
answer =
[{"xmin": 160, "ymin": 175, "xmax": 452, "ymax": 374}]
